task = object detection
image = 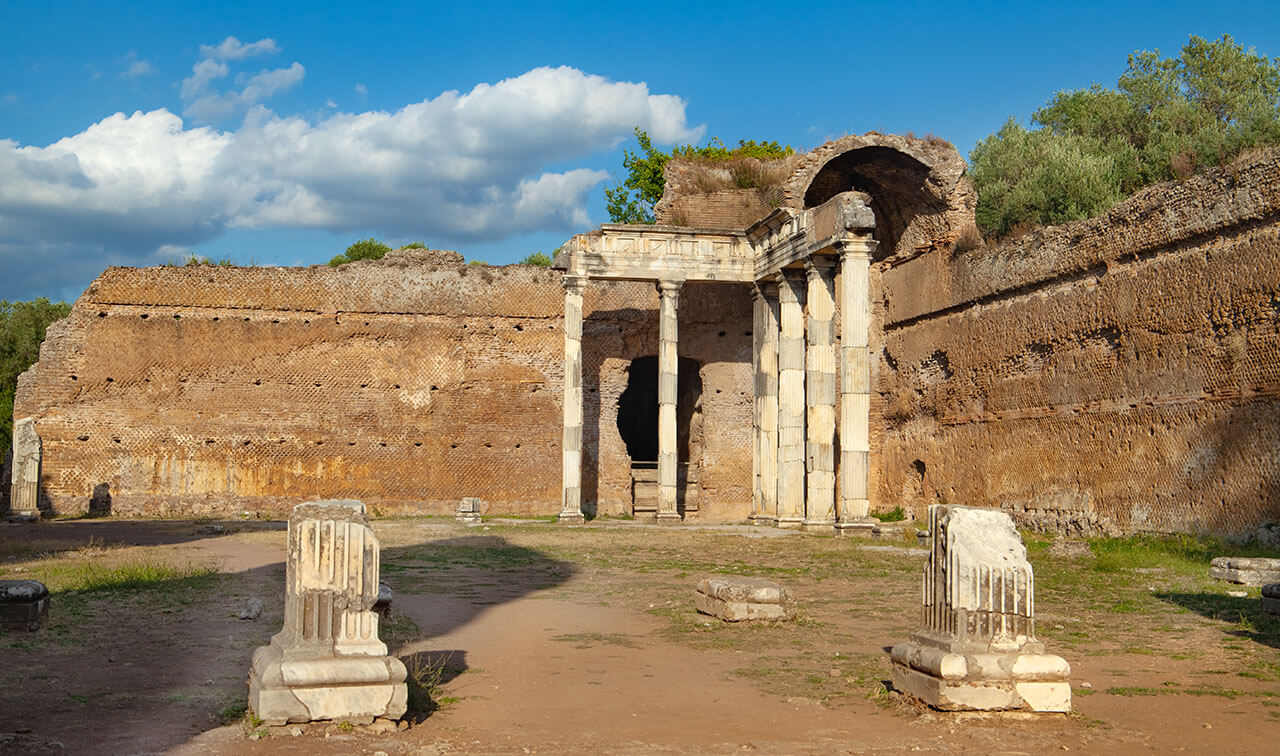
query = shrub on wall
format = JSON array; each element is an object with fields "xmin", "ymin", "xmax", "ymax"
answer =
[
  {"xmin": 328, "ymin": 238, "xmax": 392, "ymax": 266},
  {"xmin": 971, "ymin": 34, "xmax": 1280, "ymax": 238}
]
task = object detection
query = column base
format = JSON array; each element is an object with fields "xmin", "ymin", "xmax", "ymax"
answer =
[
  {"xmin": 6, "ymin": 512, "xmax": 38, "ymax": 524},
  {"xmin": 890, "ymin": 641, "xmax": 1071, "ymax": 713},
  {"xmin": 775, "ymin": 517, "xmax": 804, "ymax": 530},
  {"xmin": 557, "ymin": 511, "xmax": 586, "ymax": 525},
  {"xmin": 835, "ymin": 518, "xmax": 878, "ymax": 536},
  {"xmin": 655, "ymin": 511, "xmax": 683, "ymax": 524},
  {"xmin": 748, "ymin": 515, "xmax": 778, "ymax": 527},
  {"xmin": 802, "ymin": 519, "xmax": 835, "ymax": 532}
]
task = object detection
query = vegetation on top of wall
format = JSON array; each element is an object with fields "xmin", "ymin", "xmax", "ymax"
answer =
[
  {"xmin": 605, "ymin": 128, "xmax": 794, "ymax": 224},
  {"xmin": 328, "ymin": 238, "xmax": 392, "ymax": 266},
  {"xmin": 970, "ymin": 34, "xmax": 1280, "ymax": 238},
  {"xmin": 164, "ymin": 254, "xmax": 238, "ymax": 267},
  {"xmin": 518, "ymin": 251, "xmax": 553, "ymax": 267},
  {"xmin": 1, "ymin": 298, "xmax": 71, "ymax": 457}
]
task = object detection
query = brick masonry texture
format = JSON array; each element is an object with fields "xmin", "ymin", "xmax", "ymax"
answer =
[
  {"xmin": 874, "ymin": 147, "xmax": 1280, "ymax": 536},
  {"xmin": 14, "ymin": 252, "xmax": 752, "ymax": 518}
]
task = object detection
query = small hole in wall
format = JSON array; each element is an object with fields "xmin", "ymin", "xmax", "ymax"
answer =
[
  {"xmin": 718, "ymin": 331, "xmax": 726, "ymax": 337},
  {"xmin": 277, "ymin": 439, "xmax": 286, "ymax": 444},
  {"xmin": 715, "ymin": 389, "xmax": 721, "ymax": 394},
  {"xmin": 364, "ymin": 321, "xmax": 370, "ymax": 326},
  {"xmin": 106, "ymin": 377, "xmax": 114, "ymax": 382},
  {"xmin": 313, "ymin": 382, "xmax": 321, "ymax": 387},
  {"xmin": 140, "ymin": 314, "xmax": 149, "ymax": 319},
  {"xmin": 304, "ymin": 319, "xmax": 311, "ymax": 324},
  {"xmin": 98, "ymin": 312, "xmax": 106, "ymax": 318},
  {"xmin": 173, "ymin": 314, "xmax": 181, "ymax": 320},
  {"xmin": 393, "ymin": 384, "xmax": 401, "ymax": 389},
  {"xmin": 743, "ymin": 331, "xmax": 750, "ymax": 337},
  {"xmin": 348, "ymin": 441, "xmax": 356, "ymax": 446},
  {"xmin": 179, "ymin": 378, "xmax": 187, "ymax": 383},
  {"xmin": 360, "ymin": 383, "xmax": 368, "ymax": 388},
  {"xmin": 450, "ymin": 443, "xmax": 458, "ymax": 449},
  {"xmin": 430, "ymin": 385, "xmax": 438, "ymax": 391},
  {"xmin": 514, "ymin": 324, "xmax": 523, "ymax": 331},
  {"xmin": 112, "ymin": 437, "xmax": 121, "ymax": 443},
  {"xmin": 144, "ymin": 378, "xmax": 150, "ymax": 383},
  {"xmin": 213, "ymin": 316, "xmax": 220, "ymax": 321},
  {"xmin": 515, "ymin": 443, "xmax": 521, "ymax": 449},
  {"xmin": 484, "ymin": 443, "xmax": 492, "ymax": 448},
  {"xmin": 379, "ymin": 442, "xmax": 387, "ymax": 447},
  {"xmin": 70, "ymin": 375, "xmax": 77, "ymax": 381},
  {"xmin": 242, "ymin": 440, "xmax": 251, "ymax": 446},
  {"xmin": 413, "ymin": 442, "xmax": 422, "ymax": 447},
  {"xmin": 253, "ymin": 379, "xmax": 261, "ymax": 386},
  {"xmin": 205, "ymin": 439, "xmax": 215, "ymax": 444},
  {"xmin": 77, "ymin": 435, "xmax": 89, "ymax": 441},
  {"xmin": 314, "ymin": 440, "xmax": 324, "ymax": 446},
  {"xmin": 243, "ymin": 317, "xmax": 250, "ymax": 322}
]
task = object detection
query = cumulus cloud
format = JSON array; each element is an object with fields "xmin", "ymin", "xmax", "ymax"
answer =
[
  {"xmin": 181, "ymin": 36, "xmax": 302, "ymax": 124},
  {"xmin": 0, "ymin": 65, "xmax": 701, "ymax": 298},
  {"xmin": 121, "ymin": 52, "xmax": 155, "ymax": 78}
]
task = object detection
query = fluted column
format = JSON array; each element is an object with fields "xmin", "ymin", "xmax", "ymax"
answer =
[
  {"xmin": 752, "ymin": 282, "xmax": 780, "ymax": 525},
  {"xmin": 559, "ymin": 275, "xmax": 587, "ymax": 524},
  {"xmin": 804, "ymin": 257, "xmax": 837, "ymax": 529},
  {"xmin": 836, "ymin": 237, "xmax": 877, "ymax": 532},
  {"xmin": 775, "ymin": 270, "xmax": 806, "ymax": 528},
  {"xmin": 656, "ymin": 280, "xmax": 683, "ymax": 522}
]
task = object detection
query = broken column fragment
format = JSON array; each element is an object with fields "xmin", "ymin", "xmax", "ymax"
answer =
[
  {"xmin": 8, "ymin": 418, "xmax": 41, "ymax": 522},
  {"xmin": 1210, "ymin": 557, "xmax": 1280, "ymax": 586},
  {"xmin": 248, "ymin": 499, "xmax": 407, "ymax": 725},
  {"xmin": 456, "ymin": 497, "xmax": 482, "ymax": 524},
  {"xmin": 890, "ymin": 504, "xmax": 1071, "ymax": 712},
  {"xmin": 695, "ymin": 576, "xmax": 795, "ymax": 621},
  {"xmin": 0, "ymin": 580, "xmax": 50, "ymax": 631}
]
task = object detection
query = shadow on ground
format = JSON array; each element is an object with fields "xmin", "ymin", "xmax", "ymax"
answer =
[
  {"xmin": 0, "ymin": 522, "xmax": 575, "ymax": 755},
  {"xmin": 1154, "ymin": 591, "xmax": 1280, "ymax": 649}
]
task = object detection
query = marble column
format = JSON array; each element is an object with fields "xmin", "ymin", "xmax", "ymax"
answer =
[
  {"xmin": 775, "ymin": 270, "xmax": 806, "ymax": 528},
  {"xmin": 752, "ymin": 282, "xmax": 780, "ymax": 525},
  {"xmin": 836, "ymin": 237, "xmax": 877, "ymax": 532},
  {"xmin": 656, "ymin": 280, "xmax": 683, "ymax": 522},
  {"xmin": 559, "ymin": 275, "xmax": 587, "ymax": 524},
  {"xmin": 7, "ymin": 417, "xmax": 40, "ymax": 522},
  {"xmin": 804, "ymin": 257, "xmax": 837, "ymax": 529}
]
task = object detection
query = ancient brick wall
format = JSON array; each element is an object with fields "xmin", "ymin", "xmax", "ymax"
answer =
[
  {"xmin": 14, "ymin": 252, "xmax": 753, "ymax": 518},
  {"xmin": 872, "ymin": 147, "xmax": 1280, "ymax": 537}
]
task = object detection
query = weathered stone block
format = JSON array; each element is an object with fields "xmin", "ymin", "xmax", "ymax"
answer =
[
  {"xmin": 456, "ymin": 497, "xmax": 482, "ymax": 524},
  {"xmin": 890, "ymin": 504, "xmax": 1070, "ymax": 712},
  {"xmin": 0, "ymin": 580, "xmax": 50, "ymax": 631},
  {"xmin": 694, "ymin": 576, "xmax": 794, "ymax": 621},
  {"xmin": 249, "ymin": 499, "xmax": 406, "ymax": 725},
  {"xmin": 1262, "ymin": 583, "xmax": 1280, "ymax": 616},
  {"xmin": 1210, "ymin": 557, "xmax": 1280, "ymax": 586}
]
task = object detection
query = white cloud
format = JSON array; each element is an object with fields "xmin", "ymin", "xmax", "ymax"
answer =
[
  {"xmin": 124, "ymin": 60, "xmax": 155, "ymax": 77},
  {"xmin": 184, "ymin": 62, "xmax": 305, "ymax": 123},
  {"xmin": 0, "ymin": 65, "xmax": 701, "ymax": 298},
  {"xmin": 354, "ymin": 83, "xmax": 367, "ymax": 95},
  {"xmin": 199, "ymin": 36, "xmax": 280, "ymax": 61}
]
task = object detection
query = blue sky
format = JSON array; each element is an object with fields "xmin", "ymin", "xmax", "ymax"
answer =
[{"xmin": 2, "ymin": 0, "xmax": 1277, "ymax": 301}]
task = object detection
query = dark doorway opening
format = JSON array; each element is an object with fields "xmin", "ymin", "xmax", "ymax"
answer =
[{"xmin": 616, "ymin": 356, "xmax": 704, "ymax": 515}]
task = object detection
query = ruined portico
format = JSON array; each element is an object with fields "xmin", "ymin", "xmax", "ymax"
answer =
[{"xmin": 555, "ymin": 193, "xmax": 879, "ymax": 529}]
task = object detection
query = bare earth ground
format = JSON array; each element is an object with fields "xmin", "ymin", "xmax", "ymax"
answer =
[{"xmin": 1, "ymin": 517, "xmax": 1278, "ymax": 755}]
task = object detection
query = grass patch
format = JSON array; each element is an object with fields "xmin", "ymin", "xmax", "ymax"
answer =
[{"xmin": 40, "ymin": 559, "xmax": 217, "ymax": 594}]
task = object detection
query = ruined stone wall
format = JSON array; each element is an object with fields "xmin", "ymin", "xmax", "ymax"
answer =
[
  {"xmin": 873, "ymin": 147, "xmax": 1280, "ymax": 537},
  {"xmin": 14, "ymin": 252, "xmax": 752, "ymax": 519}
]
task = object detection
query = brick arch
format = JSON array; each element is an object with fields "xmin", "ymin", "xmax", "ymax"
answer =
[{"xmin": 782, "ymin": 134, "xmax": 977, "ymax": 262}]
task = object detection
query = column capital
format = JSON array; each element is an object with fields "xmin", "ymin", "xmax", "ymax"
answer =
[
  {"xmin": 836, "ymin": 235, "xmax": 877, "ymax": 260},
  {"xmin": 563, "ymin": 274, "xmax": 588, "ymax": 294},
  {"xmin": 752, "ymin": 280, "xmax": 778, "ymax": 300},
  {"xmin": 804, "ymin": 255, "xmax": 838, "ymax": 278},
  {"xmin": 656, "ymin": 279, "xmax": 683, "ymax": 296}
]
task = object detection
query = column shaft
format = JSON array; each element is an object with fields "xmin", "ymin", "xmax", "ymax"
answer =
[
  {"xmin": 837, "ymin": 238, "xmax": 877, "ymax": 529},
  {"xmin": 775, "ymin": 271, "xmax": 806, "ymax": 528},
  {"xmin": 559, "ymin": 275, "xmax": 587, "ymax": 524},
  {"xmin": 656, "ymin": 280, "xmax": 682, "ymax": 521},
  {"xmin": 805, "ymin": 258, "xmax": 837, "ymax": 528},
  {"xmin": 756, "ymin": 282, "xmax": 780, "ymax": 524}
]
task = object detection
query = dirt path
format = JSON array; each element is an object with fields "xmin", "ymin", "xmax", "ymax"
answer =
[{"xmin": 2, "ymin": 519, "xmax": 1278, "ymax": 755}]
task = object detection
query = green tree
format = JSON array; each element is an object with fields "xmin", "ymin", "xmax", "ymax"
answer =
[
  {"xmin": 1, "ymin": 298, "xmax": 72, "ymax": 456},
  {"xmin": 604, "ymin": 128, "xmax": 794, "ymax": 224},
  {"xmin": 972, "ymin": 34, "xmax": 1280, "ymax": 237},
  {"xmin": 328, "ymin": 238, "xmax": 392, "ymax": 266}
]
